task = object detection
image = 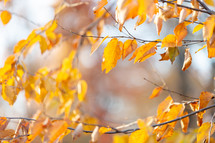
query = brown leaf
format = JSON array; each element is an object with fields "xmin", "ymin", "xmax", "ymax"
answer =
[
  {"xmin": 154, "ymin": 14, "xmax": 163, "ymax": 36},
  {"xmin": 179, "ymin": 8, "xmax": 187, "ymax": 23},
  {"xmin": 182, "ymin": 48, "xmax": 192, "ymax": 71},
  {"xmin": 0, "ymin": 129, "xmax": 15, "ymax": 138}
]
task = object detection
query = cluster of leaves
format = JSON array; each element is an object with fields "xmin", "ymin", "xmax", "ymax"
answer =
[{"xmin": 0, "ymin": 0, "xmax": 214, "ymax": 142}]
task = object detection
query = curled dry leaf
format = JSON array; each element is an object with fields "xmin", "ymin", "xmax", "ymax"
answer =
[
  {"xmin": 159, "ymin": 6, "xmax": 174, "ymax": 21},
  {"xmin": 154, "ymin": 14, "xmax": 163, "ymax": 35},
  {"xmin": 91, "ymin": 126, "xmax": 99, "ymax": 143},
  {"xmin": 72, "ymin": 123, "xmax": 83, "ymax": 140},
  {"xmin": 179, "ymin": 8, "xmax": 187, "ymax": 23},
  {"xmin": 182, "ymin": 48, "xmax": 192, "ymax": 71}
]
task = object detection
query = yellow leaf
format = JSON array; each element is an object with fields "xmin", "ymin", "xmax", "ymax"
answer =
[
  {"xmin": 91, "ymin": 36, "xmax": 108, "ymax": 55},
  {"xmin": 122, "ymin": 39, "xmax": 137, "ymax": 60},
  {"xmin": 189, "ymin": 101, "xmax": 199, "ymax": 112},
  {"xmin": 182, "ymin": 48, "xmax": 192, "ymax": 71},
  {"xmin": 162, "ymin": 34, "xmax": 179, "ymax": 48},
  {"xmin": 174, "ymin": 22, "xmax": 188, "ymax": 45},
  {"xmin": 13, "ymin": 40, "xmax": 27, "ymax": 54},
  {"xmin": 102, "ymin": 38, "xmax": 122, "ymax": 73},
  {"xmin": 113, "ymin": 135, "xmax": 129, "ymax": 143},
  {"xmin": 128, "ymin": 129, "xmax": 149, "ymax": 143},
  {"xmin": 149, "ymin": 87, "xmax": 163, "ymax": 99},
  {"xmin": 4, "ymin": 0, "xmax": 9, "ymax": 6},
  {"xmin": 204, "ymin": 0, "xmax": 214, "ymax": 6},
  {"xmin": 180, "ymin": 112, "xmax": 189, "ymax": 133},
  {"xmin": 193, "ymin": 24, "xmax": 203, "ymax": 34},
  {"xmin": 197, "ymin": 122, "xmax": 215, "ymax": 143},
  {"xmin": 195, "ymin": 44, "xmax": 206, "ymax": 54},
  {"xmin": 99, "ymin": 127, "xmax": 111, "ymax": 134},
  {"xmin": 207, "ymin": 32, "xmax": 215, "ymax": 58},
  {"xmin": 1, "ymin": 10, "xmax": 11, "ymax": 25},
  {"xmin": 39, "ymin": 36, "xmax": 48, "ymax": 54},
  {"xmin": 77, "ymin": 80, "xmax": 87, "ymax": 102},
  {"xmin": 134, "ymin": 42, "xmax": 158, "ymax": 63},
  {"xmin": 135, "ymin": 14, "xmax": 146, "ymax": 29}
]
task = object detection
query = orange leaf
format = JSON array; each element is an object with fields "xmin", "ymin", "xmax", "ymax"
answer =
[
  {"xmin": 157, "ymin": 96, "xmax": 173, "ymax": 119},
  {"xmin": 0, "ymin": 117, "xmax": 9, "ymax": 130},
  {"xmin": 149, "ymin": 87, "xmax": 163, "ymax": 99},
  {"xmin": 134, "ymin": 42, "xmax": 158, "ymax": 63},
  {"xmin": 99, "ymin": 127, "xmax": 111, "ymax": 134},
  {"xmin": 207, "ymin": 32, "xmax": 215, "ymax": 58},
  {"xmin": 174, "ymin": 22, "xmax": 188, "ymax": 45},
  {"xmin": 0, "ymin": 129, "xmax": 15, "ymax": 138},
  {"xmin": 197, "ymin": 122, "xmax": 215, "ymax": 143},
  {"xmin": 189, "ymin": 101, "xmax": 199, "ymax": 112},
  {"xmin": 195, "ymin": 44, "xmax": 206, "ymax": 54},
  {"xmin": 27, "ymin": 119, "xmax": 44, "ymax": 143},
  {"xmin": 93, "ymin": 0, "xmax": 108, "ymax": 14},
  {"xmin": 182, "ymin": 48, "xmax": 192, "ymax": 71},
  {"xmin": 44, "ymin": 120, "xmax": 68, "ymax": 143},
  {"xmin": 122, "ymin": 39, "xmax": 137, "ymax": 60},
  {"xmin": 203, "ymin": 15, "xmax": 215, "ymax": 40},
  {"xmin": 1, "ymin": 10, "xmax": 11, "ymax": 25},
  {"xmin": 13, "ymin": 40, "xmax": 27, "ymax": 54},
  {"xmin": 135, "ymin": 14, "xmax": 146, "ymax": 29},
  {"xmin": 91, "ymin": 36, "xmax": 108, "ymax": 55},
  {"xmin": 160, "ymin": 47, "xmax": 179, "ymax": 64},
  {"xmin": 193, "ymin": 24, "xmax": 203, "ymax": 34},
  {"xmin": 102, "ymin": 38, "xmax": 122, "ymax": 73},
  {"xmin": 180, "ymin": 112, "xmax": 189, "ymax": 133}
]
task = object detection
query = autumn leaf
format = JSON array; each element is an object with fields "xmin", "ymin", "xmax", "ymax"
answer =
[
  {"xmin": 91, "ymin": 36, "xmax": 108, "ymax": 55},
  {"xmin": 135, "ymin": 14, "xmax": 146, "ymax": 29},
  {"xmin": 13, "ymin": 40, "xmax": 27, "ymax": 54},
  {"xmin": 0, "ymin": 129, "xmax": 15, "ymax": 138},
  {"xmin": 197, "ymin": 122, "xmax": 215, "ymax": 143},
  {"xmin": 128, "ymin": 129, "xmax": 149, "ymax": 143},
  {"xmin": 39, "ymin": 36, "xmax": 48, "ymax": 54},
  {"xmin": 203, "ymin": 15, "xmax": 215, "ymax": 40},
  {"xmin": 189, "ymin": 101, "xmax": 199, "ymax": 112},
  {"xmin": 149, "ymin": 87, "xmax": 163, "ymax": 99},
  {"xmin": 44, "ymin": 120, "xmax": 68, "ymax": 143},
  {"xmin": 180, "ymin": 112, "xmax": 189, "ymax": 133},
  {"xmin": 157, "ymin": 96, "xmax": 173, "ymax": 119},
  {"xmin": 122, "ymin": 39, "xmax": 137, "ymax": 60},
  {"xmin": 102, "ymin": 38, "xmax": 122, "ymax": 73},
  {"xmin": 160, "ymin": 47, "xmax": 180, "ymax": 64},
  {"xmin": 179, "ymin": 8, "xmax": 187, "ymax": 23},
  {"xmin": 204, "ymin": 0, "xmax": 214, "ymax": 6},
  {"xmin": 77, "ymin": 80, "xmax": 87, "ymax": 102},
  {"xmin": 113, "ymin": 135, "xmax": 129, "ymax": 143},
  {"xmin": 207, "ymin": 32, "xmax": 215, "ymax": 58},
  {"xmin": 159, "ymin": 6, "xmax": 174, "ymax": 21},
  {"xmin": 182, "ymin": 48, "xmax": 192, "ymax": 71},
  {"xmin": 91, "ymin": 126, "xmax": 99, "ymax": 143},
  {"xmin": 93, "ymin": 0, "xmax": 108, "ymax": 14},
  {"xmin": 161, "ymin": 34, "xmax": 180, "ymax": 48},
  {"xmin": 0, "ymin": 117, "xmax": 9, "ymax": 130},
  {"xmin": 1, "ymin": 10, "xmax": 11, "ymax": 25},
  {"xmin": 99, "ymin": 127, "xmax": 111, "ymax": 134},
  {"xmin": 134, "ymin": 42, "xmax": 158, "ymax": 63},
  {"xmin": 154, "ymin": 14, "xmax": 163, "ymax": 35},
  {"xmin": 193, "ymin": 24, "xmax": 203, "ymax": 34},
  {"xmin": 174, "ymin": 22, "xmax": 188, "ymax": 45},
  {"xmin": 195, "ymin": 44, "xmax": 206, "ymax": 54}
]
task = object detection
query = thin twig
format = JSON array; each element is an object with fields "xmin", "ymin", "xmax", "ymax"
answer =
[
  {"xmin": 196, "ymin": 0, "xmax": 213, "ymax": 12},
  {"xmin": 143, "ymin": 77, "xmax": 198, "ymax": 99}
]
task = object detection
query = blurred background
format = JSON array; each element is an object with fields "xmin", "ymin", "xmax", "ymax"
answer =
[{"xmin": 0, "ymin": 0, "xmax": 214, "ymax": 142}]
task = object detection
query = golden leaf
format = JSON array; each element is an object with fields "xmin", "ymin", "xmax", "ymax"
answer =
[
  {"xmin": 180, "ymin": 112, "xmax": 189, "ymax": 133},
  {"xmin": 203, "ymin": 15, "xmax": 215, "ymax": 40},
  {"xmin": 134, "ymin": 42, "xmax": 158, "ymax": 63},
  {"xmin": 77, "ymin": 80, "xmax": 87, "ymax": 102},
  {"xmin": 161, "ymin": 34, "xmax": 178, "ymax": 48},
  {"xmin": 1, "ymin": 10, "xmax": 11, "ymax": 25},
  {"xmin": 182, "ymin": 48, "xmax": 192, "ymax": 71},
  {"xmin": 122, "ymin": 39, "xmax": 137, "ymax": 60},
  {"xmin": 204, "ymin": 0, "xmax": 214, "ymax": 6},
  {"xmin": 197, "ymin": 122, "xmax": 215, "ymax": 143},
  {"xmin": 93, "ymin": 0, "xmax": 108, "ymax": 14},
  {"xmin": 99, "ymin": 127, "xmax": 111, "ymax": 134},
  {"xmin": 113, "ymin": 135, "xmax": 129, "ymax": 143},
  {"xmin": 174, "ymin": 22, "xmax": 188, "ymax": 45},
  {"xmin": 39, "ymin": 36, "xmax": 48, "ymax": 54},
  {"xmin": 128, "ymin": 129, "xmax": 149, "ymax": 143},
  {"xmin": 149, "ymin": 87, "xmax": 163, "ymax": 99},
  {"xmin": 195, "ymin": 44, "xmax": 206, "ymax": 54},
  {"xmin": 102, "ymin": 38, "xmax": 122, "ymax": 73},
  {"xmin": 157, "ymin": 96, "xmax": 173, "ymax": 119},
  {"xmin": 91, "ymin": 36, "xmax": 108, "ymax": 55},
  {"xmin": 193, "ymin": 24, "xmax": 203, "ymax": 34}
]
